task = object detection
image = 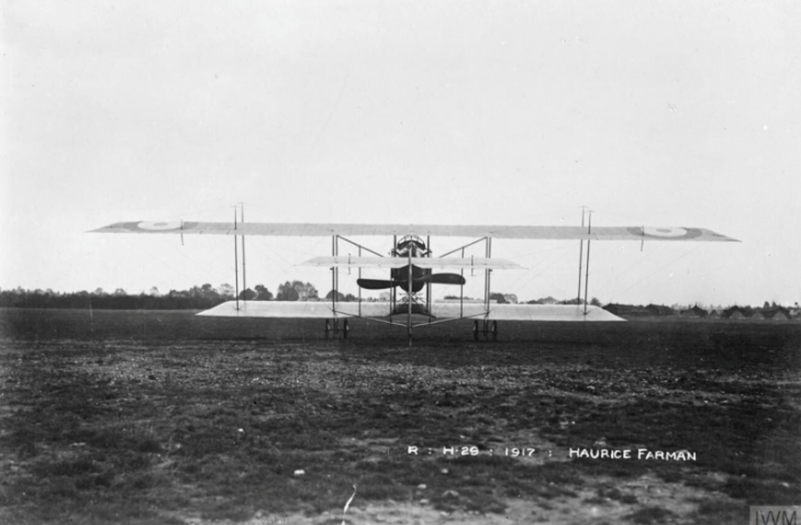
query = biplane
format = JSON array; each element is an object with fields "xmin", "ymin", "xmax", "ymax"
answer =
[{"xmin": 92, "ymin": 216, "xmax": 738, "ymax": 343}]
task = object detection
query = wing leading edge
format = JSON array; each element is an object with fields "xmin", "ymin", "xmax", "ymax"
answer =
[
  {"xmin": 92, "ymin": 221, "xmax": 738, "ymax": 242},
  {"xmin": 197, "ymin": 301, "xmax": 623, "ymax": 321}
]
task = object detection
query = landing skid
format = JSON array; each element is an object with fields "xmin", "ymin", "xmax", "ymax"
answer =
[
  {"xmin": 324, "ymin": 319, "xmax": 349, "ymax": 340},
  {"xmin": 473, "ymin": 319, "xmax": 498, "ymax": 341}
]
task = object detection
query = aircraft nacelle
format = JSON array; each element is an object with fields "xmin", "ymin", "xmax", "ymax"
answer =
[
  {"xmin": 394, "ymin": 235, "xmax": 428, "ymax": 257},
  {"xmin": 357, "ymin": 236, "xmax": 466, "ymax": 292}
]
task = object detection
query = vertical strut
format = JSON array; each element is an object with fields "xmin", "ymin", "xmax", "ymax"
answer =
[
  {"xmin": 331, "ymin": 236, "xmax": 338, "ymax": 311},
  {"xmin": 426, "ymin": 235, "xmax": 431, "ymax": 320},
  {"xmin": 460, "ymin": 247, "xmax": 465, "ymax": 318},
  {"xmin": 407, "ymin": 243, "xmax": 413, "ymax": 344},
  {"xmin": 583, "ymin": 211, "xmax": 592, "ymax": 315},
  {"xmin": 484, "ymin": 237, "xmax": 492, "ymax": 313},
  {"xmin": 391, "ymin": 235, "xmax": 397, "ymax": 318},
  {"xmin": 240, "ymin": 204, "xmax": 246, "ymax": 301},
  {"xmin": 234, "ymin": 208, "xmax": 239, "ymax": 310},
  {"xmin": 577, "ymin": 206, "xmax": 585, "ymax": 303}
]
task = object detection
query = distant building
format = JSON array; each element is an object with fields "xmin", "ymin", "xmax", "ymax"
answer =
[
  {"xmin": 723, "ymin": 306, "xmax": 751, "ymax": 319},
  {"xmin": 680, "ymin": 305, "xmax": 708, "ymax": 318},
  {"xmin": 603, "ymin": 303, "xmax": 650, "ymax": 317},
  {"xmin": 646, "ymin": 304, "xmax": 676, "ymax": 316},
  {"xmin": 708, "ymin": 310, "xmax": 721, "ymax": 319},
  {"xmin": 760, "ymin": 307, "xmax": 792, "ymax": 321}
]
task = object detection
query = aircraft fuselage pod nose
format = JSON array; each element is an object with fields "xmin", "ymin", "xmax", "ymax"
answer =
[{"xmin": 396, "ymin": 235, "xmax": 427, "ymax": 257}]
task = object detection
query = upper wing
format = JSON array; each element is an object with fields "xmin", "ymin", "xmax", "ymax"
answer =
[
  {"xmin": 300, "ymin": 256, "xmax": 523, "ymax": 270},
  {"xmin": 92, "ymin": 221, "xmax": 738, "ymax": 242}
]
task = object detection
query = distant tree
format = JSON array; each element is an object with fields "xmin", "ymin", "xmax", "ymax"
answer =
[
  {"xmin": 94, "ymin": 287, "xmax": 106, "ymax": 296},
  {"xmin": 278, "ymin": 281, "xmax": 319, "ymax": 301},
  {"xmin": 277, "ymin": 281, "xmax": 299, "ymax": 301},
  {"xmin": 325, "ymin": 290, "xmax": 346, "ymax": 301},
  {"xmin": 489, "ymin": 292, "xmax": 507, "ymax": 304},
  {"xmin": 764, "ymin": 301, "xmax": 770, "ymax": 309},
  {"xmin": 239, "ymin": 288, "xmax": 257, "ymax": 300},
  {"xmin": 297, "ymin": 282, "xmax": 318, "ymax": 301},
  {"xmin": 254, "ymin": 284, "xmax": 273, "ymax": 301},
  {"xmin": 149, "ymin": 286, "xmax": 160, "ymax": 296},
  {"xmin": 344, "ymin": 293, "xmax": 357, "ymax": 302},
  {"xmin": 217, "ymin": 283, "xmax": 235, "ymax": 298},
  {"xmin": 590, "ymin": 297, "xmax": 601, "ymax": 306},
  {"xmin": 113, "ymin": 288, "xmax": 127, "ymax": 296},
  {"xmin": 503, "ymin": 293, "xmax": 518, "ymax": 304}
]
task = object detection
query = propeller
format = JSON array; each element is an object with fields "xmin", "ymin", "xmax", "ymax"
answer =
[
  {"xmin": 357, "ymin": 278, "xmax": 398, "ymax": 290},
  {"xmin": 357, "ymin": 273, "xmax": 465, "ymax": 290},
  {"xmin": 425, "ymin": 273, "xmax": 466, "ymax": 286}
]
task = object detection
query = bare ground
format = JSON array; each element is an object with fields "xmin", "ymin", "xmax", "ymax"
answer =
[{"xmin": 0, "ymin": 308, "xmax": 799, "ymax": 524}]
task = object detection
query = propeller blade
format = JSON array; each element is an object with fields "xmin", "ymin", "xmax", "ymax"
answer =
[
  {"xmin": 357, "ymin": 278, "xmax": 400, "ymax": 290},
  {"xmin": 415, "ymin": 273, "xmax": 466, "ymax": 286}
]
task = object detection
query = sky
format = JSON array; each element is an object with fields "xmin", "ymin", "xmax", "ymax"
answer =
[{"xmin": 2, "ymin": 0, "xmax": 800, "ymax": 307}]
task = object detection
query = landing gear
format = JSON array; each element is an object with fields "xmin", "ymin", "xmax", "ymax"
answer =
[
  {"xmin": 473, "ymin": 320, "xmax": 498, "ymax": 341},
  {"xmin": 324, "ymin": 319, "xmax": 349, "ymax": 340}
]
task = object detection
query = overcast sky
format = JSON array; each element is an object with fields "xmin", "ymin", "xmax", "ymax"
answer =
[{"xmin": 2, "ymin": 0, "xmax": 799, "ymax": 306}]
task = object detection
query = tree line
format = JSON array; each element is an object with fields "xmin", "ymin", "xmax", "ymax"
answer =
[{"xmin": 0, "ymin": 281, "xmax": 326, "ymax": 310}]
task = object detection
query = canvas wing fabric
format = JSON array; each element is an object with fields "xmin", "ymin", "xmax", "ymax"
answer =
[{"xmin": 92, "ymin": 222, "xmax": 738, "ymax": 242}]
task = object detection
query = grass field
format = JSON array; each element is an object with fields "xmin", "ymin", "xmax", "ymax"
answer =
[{"xmin": 1, "ymin": 308, "xmax": 799, "ymax": 524}]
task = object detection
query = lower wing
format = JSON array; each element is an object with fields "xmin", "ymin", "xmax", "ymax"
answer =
[{"xmin": 197, "ymin": 301, "xmax": 623, "ymax": 321}]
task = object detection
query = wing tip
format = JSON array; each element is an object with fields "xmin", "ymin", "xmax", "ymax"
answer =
[
  {"xmin": 88, "ymin": 222, "xmax": 133, "ymax": 233},
  {"xmin": 702, "ymin": 229, "xmax": 740, "ymax": 243},
  {"xmin": 87, "ymin": 225, "xmax": 116, "ymax": 233}
]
